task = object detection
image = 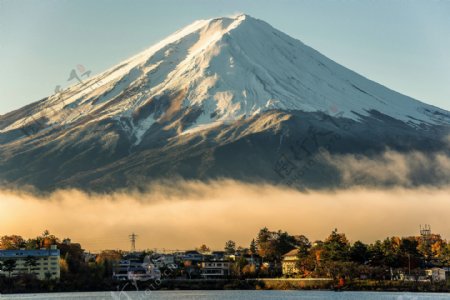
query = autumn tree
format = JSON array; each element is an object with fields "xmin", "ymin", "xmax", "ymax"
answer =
[
  {"xmin": 256, "ymin": 227, "xmax": 297, "ymax": 263},
  {"xmin": 242, "ymin": 263, "xmax": 257, "ymax": 277},
  {"xmin": 230, "ymin": 256, "xmax": 248, "ymax": 278},
  {"xmin": 95, "ymin": 250, "xmax": 122, "ymax": 264},
  {"xmin": 0, "ymin": 235, "xmax": 25, "ymax": 250},
  {"xmin": 196, "ymin": 244, "xmax": 210, "ymax": 253}
]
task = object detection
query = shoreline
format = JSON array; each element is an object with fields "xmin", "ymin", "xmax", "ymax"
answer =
[{"xmin": 2, "ymin": 278, "xmax": 450, "ymax": 294}]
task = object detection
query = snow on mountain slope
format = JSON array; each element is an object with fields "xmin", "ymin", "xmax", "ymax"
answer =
[{"xmin": 1, "ymin": 14, "xmax": 449, "ymax": 145}]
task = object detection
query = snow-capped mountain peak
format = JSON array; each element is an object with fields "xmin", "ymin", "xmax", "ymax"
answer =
[
  {"xmin": 1, "ymin": 14, "xmax": 449, "ymax": 192},
  {"xmin": 1, "ymin": 14, "xmax": 449, "ymax": 143}
]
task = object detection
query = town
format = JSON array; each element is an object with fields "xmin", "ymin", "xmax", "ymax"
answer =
[{"xmin": 1, "ymin": 225, "xmax": 450, "ymax": 293}]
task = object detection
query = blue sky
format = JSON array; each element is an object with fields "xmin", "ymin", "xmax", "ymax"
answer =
[{"xmin": 0, "ymin": 0, "xmax": 449, "ymax": 114}]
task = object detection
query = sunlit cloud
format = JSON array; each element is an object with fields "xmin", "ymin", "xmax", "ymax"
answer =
[{"xmin": 1, "ymin": 181, "xmax": 450, "ymax": 252}]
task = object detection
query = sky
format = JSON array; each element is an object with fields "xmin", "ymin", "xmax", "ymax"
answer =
[
  {"xmin": 1, "ymin": 0, "xmax": 450, "ymax": 252},
  {"xmin": 0, "ymin": 0, "xmax": 449, "ymax": 115}
]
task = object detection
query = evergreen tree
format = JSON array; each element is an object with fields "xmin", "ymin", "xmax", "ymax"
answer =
[{"xmin": 224, "ymin": 240, "xmax": 236, "ymax": 255}]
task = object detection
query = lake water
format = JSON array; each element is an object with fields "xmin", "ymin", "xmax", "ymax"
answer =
[{"xmin": 1, "ymin": 291, "xmax": 450, "ymax": 300}]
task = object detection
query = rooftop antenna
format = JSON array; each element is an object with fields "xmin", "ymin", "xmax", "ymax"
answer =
[{"xmin": 129, "ymin": 233, "xmax": 138, "ymax": 252}]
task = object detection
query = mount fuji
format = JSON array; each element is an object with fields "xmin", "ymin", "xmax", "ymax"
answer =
[{"xmin": 1, "ymin": 14, "xmax": 449, "ymax": 191}]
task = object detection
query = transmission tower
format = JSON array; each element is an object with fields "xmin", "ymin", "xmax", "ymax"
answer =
[
  {"xmin": 129, "ymin": 233, "xmax": 138, "ymax": 252},
  {"xmin": 420, "ymin": 224, "xmax": 431, "ymax": 238},
  {"xmin": 420, "ymin": 224, "xmax": 432, "ymax": 265}
]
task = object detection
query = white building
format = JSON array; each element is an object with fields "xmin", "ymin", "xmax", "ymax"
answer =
[
  {"xmin": 281, "ymin": 249, "xmax": 300, "ymax": 276},
  {"xmin": 150, "ymin": 254, "xmax": 176, "ymax": 269},
  {"xmin": 426, "ymin": 268, "xmax": 446, "ymax": 282},
  {"xmin": 0, "ymin": 245, "xmax": 60, "ymax": 280},
  {"xmin": 200, "ymin": 260, "xmax": 231, "ymax": 279}
]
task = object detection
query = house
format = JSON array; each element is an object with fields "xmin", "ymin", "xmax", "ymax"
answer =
[
  {"xmin": 281, "ymin": 249, "xmax": 300, "ymax": 276},
  {"xmin": 113, "ymin": 260, "xmax": 135, "ymax": 281},
  {"xmin": 426, "ymin": 268, "xmax": 446, "ymax": 282},
  {"xmin": 0, "ymin": 245, "xmax": 60, "ymax": 280},
  {"xmin": 211, "ymin": 251, "xmax": 225, "ymax": 261},
  {"xmin": 182, "ymin": 250, "xmax": 203, "ymax": 262},
  {"xmin": 150, "ymin": 254, "xmax": 177, "ymax": 269},
  {"xmin": 243, "ymin": 254, "xmax": 262, "ymax": 268},
  {"xmin": 112, "ymin": 259, "xmax": 161, "ymax": 281},
  {"xmin": 200, "ymin": 260, "xmax": 231, "ymax": 279}
]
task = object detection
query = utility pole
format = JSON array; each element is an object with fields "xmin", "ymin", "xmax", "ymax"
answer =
[
  {"xmin": 129, "ymin": 233, "xmax": 138, "ymax": 252},
  {"xmin": 408, "ymin": 253, "xmax": 411, "ymax": 276}
]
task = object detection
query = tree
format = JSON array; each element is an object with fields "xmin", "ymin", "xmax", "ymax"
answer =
[
  {"xmin": 249, "ymin": 239, "xmax": 257, "ymax": 255},
  {"xmin": 224, "ymin": 240, "xmax": 236, "ymax": 255},
  {"xmin": 256, "ymin": 228, "xmax": 277, "ymax": 261},
  {"xmin": 95, "ymin": 250, "xmax": 122, "ymax": 264},
  {"xmin": 2, "ymin": 259, "xmax": 17, "ymax": 277},
  {"xmin": 350, "ymin": 241, "xmax": 368, "ymax": 264},
  {"xmin": 40, "ymin": 230, "xmax": 59, "ymax": 249},
  {"xmin": 256, "ymin": 228, "xmax": 297, "ymax": 263},
  {"xmin": 61, "ymin": 243, "xmax": 86, "ymax": 273},
  {"xmin": 231, "ymin": 256, "xmax": 248, "ymax": 278},
  {"xmin": 381, "ymin": 237, "xmax": 402, "ymax": 268},
  {"xmin": 368, "ymin": 240, "xmax": 384, "ymax": 266},
  {"xmin": 322, "ymin": 229, "xmax": 350, "ymax": 262},
  {"xmin": 196, "ymin": 244, "xmax": 210, "ymax": 253},
  {"xmin": 0, "ymin": 235, "xmax": 25, "ymax": 250},
  {"xmin": 275, "ymin": 231, "xmax": 298, "ymax": 261},
  {"xmin": 242, "ymin": 264, "xmax": 257, "ymax": 278},
  {"xmin": 400, "ymin": 237, "xmax": 421, "ymax": 269},
  {"xmin": 295, "ymin": 235, "xmax": 311, "ymax": 258},
  {"xmin": 294, "ymin": 235, "xmax": 313, "ymax": 276},
  {"xmin": 24, "ymin": 255, "xmax": 38, "ymax": 274}
]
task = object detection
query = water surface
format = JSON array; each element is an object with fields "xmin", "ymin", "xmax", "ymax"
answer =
[{"xmin": 2, "ymin": 290, "xmax": 450, "ymax": 299}]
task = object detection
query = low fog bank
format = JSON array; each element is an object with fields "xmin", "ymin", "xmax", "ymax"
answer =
[
  {"xmin": 325, "ymin": 150, "xmax": 450, "ymax": 187},
  {"xmin": 1, "ymin": 180, "xmax": 450, "ymax": 252}
]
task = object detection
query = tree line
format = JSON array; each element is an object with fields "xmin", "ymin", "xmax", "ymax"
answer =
[{"xmin": 1, "ymin": 227, "xmax": 450, "ymax": 292}]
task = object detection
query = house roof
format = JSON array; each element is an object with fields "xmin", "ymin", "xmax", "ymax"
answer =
[{"xmin": 282, "ymin": 249, "xmax": 299, "ymax": 257}]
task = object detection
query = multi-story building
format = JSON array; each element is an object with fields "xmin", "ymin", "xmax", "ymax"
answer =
[
  {"xmin": 0, "ymin": 245, "xmax": 60, "ymax": 280},
  {"xmin": 200, "ymin": 260, "xmax": 231, "ymax": 279}
]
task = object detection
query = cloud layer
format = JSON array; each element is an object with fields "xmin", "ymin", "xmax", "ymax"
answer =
[
  {"xmin": 1, "ymin": 180, "xmax": 450, "ymax": 252},
  {"xmin": 323, "ymin": 150, "xmax": 450, "ymax": 187}
]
